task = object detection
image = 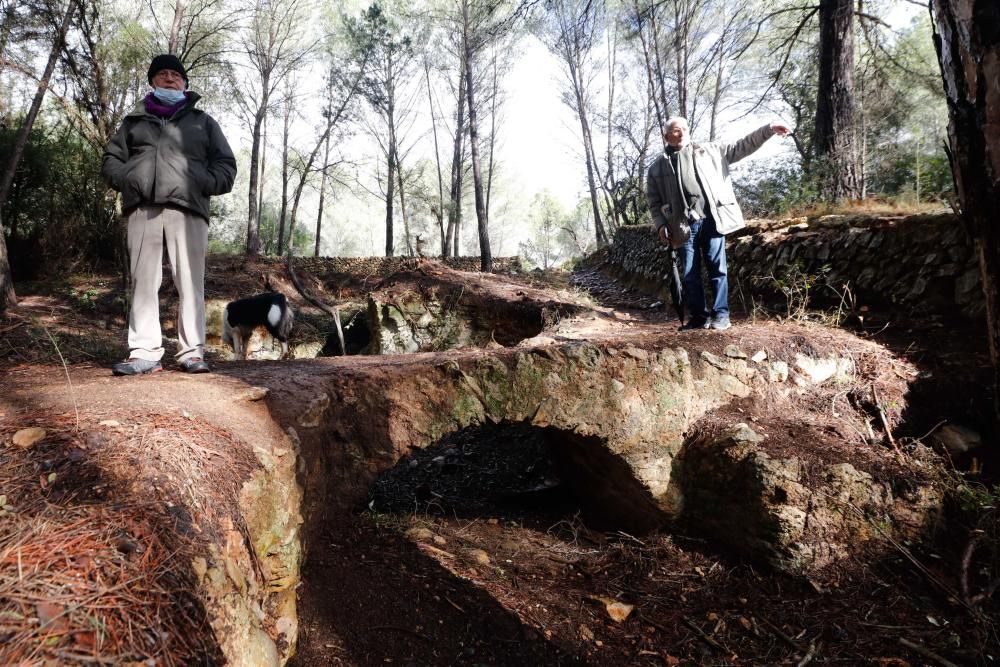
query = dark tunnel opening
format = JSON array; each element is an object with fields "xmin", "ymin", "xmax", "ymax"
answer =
[{"xmin": 368, "ymin": 421, "xmax": 664, "ymax": 535}]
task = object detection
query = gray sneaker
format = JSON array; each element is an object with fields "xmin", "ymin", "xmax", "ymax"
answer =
[
  {"xmin": 179, "ymin": 357, "xmax": 210, "ymax": 373},
  {"xmin": 112, "ymin": 358, "xmax": 162, "ymax": 376},
  {"xmin": 709, "ymin": 316, "xmax": 731, "ymax": 330}
]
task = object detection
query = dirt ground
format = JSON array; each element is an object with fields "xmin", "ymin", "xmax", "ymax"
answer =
[{"xmin": 1, "ymin": 258, "xmax": 998, "ymax": 666}]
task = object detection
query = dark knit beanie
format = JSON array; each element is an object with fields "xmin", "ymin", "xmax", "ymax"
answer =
[{"xmin": 147, "ymin": 54, "xmax": 188, "ymax": 86}]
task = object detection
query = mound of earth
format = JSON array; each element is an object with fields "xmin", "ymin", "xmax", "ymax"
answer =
[{"xmin": 0, "ymin": 256, "xmax": 995, "ymax": 666}]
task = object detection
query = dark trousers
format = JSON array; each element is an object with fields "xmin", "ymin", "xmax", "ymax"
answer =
[{"xmin": 676, "ymin": 217, "xmax": 729, "ymax": 321}]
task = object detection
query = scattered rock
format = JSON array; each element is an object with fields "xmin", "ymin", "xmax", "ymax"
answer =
[
  {"xmin": 240, "ymin": 386, "xmax": 270, "ymax": 402},
  {"xmin": 12, "ymin": 427, "xmax": 46, "ymax": 449},
  {"xmin": 794, "ymin": 354, "xmax": 851, "ymax": 384},
  {"xmin": 405, "ymin": 527, "xmax": 434, "ymax": 542},
  {"xmin": 724, "ymin": 345, "xmax": 747, "ymax": 359},
  {"xmin": 589, "ymin": 596, "xmax": 635, "ymax": 622},
  {"xmin": 298, "ymin": 394, "xmax": 331, "ymax": 428},
  {"xmin": 466, "ymin": 549, "xmax": 491, "ymax": 565},
  {"xmin": 192, "ymin": 557, "xmax": 208, "ymax": 582},
  {"xmin": 751, "ymin": 350, "xmax": 767, "ymax": 363},
  {"xmin": 720, "ymin": 375, "xmax": 751, "ymax": 398},
  {"xmin": 768, "ymin": 361, "xmax": 789, "ymax": 383}
]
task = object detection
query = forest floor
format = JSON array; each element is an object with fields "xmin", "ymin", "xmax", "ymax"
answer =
[{"xmin": 0, "ymin": 256, "xmax": 998, "ymax": 666}]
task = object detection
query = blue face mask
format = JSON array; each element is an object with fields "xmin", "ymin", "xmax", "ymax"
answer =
[{"xmin": 153, "ymin": 87, "xmax": 186, "ymax": 105}]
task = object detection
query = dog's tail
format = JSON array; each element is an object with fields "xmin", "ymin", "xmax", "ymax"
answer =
[
  {"xmin": 221, "ymin": 305, "xmax": 232, "ymax": 345},
  {"xmin": 277, "ymin": 301, "xmax": 295, "ymax": 342}
]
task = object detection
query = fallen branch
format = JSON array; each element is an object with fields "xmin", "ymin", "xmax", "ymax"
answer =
[
  {"xmin": 0, "ymin": 320, "xmax": 25, "ymax": 335},
  {"xmin": 871, "ymin": 384, "xmax": 902, "ymax": 457},
  {"xmin": 796, "ymin": 638, "xmax": 820, "ymax": 666},
  {"xmin": 681, "ymin": 616, "xmax": 728, "ymax": 654},
  {"xmin": 758, "ymin": 615, "xmax": 802, "ymax": 652},
  {"xmin": 286, "ymin": 253, "xmax": 345, "ymax": 355},
  {"xmin": 897, "ymin": 637, "xmax": 959, "ymax": 667}
]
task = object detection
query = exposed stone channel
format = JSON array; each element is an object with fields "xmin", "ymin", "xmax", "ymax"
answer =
[
  {"xmin": 1, "ymin": 260, "xmax": 950, "ymax": 665},
  {"xmin": 216, "ymin": 261, "xmax": 942, "ymax": 665}
]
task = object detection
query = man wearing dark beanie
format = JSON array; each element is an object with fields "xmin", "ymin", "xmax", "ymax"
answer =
[
  {"xmin": 147, "ymin": 54, "xmax": 187, "ymax": 85},
  {"xmin": 102, "ymin": 54, "xmax": 236, "ymax": 376}
]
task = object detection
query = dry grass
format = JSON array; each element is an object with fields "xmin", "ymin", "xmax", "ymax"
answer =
[
  {"xmin": 786, "ymin": 198, "xmax": 948, "ymax": 219},
  {"xmin": 0, "ymin": 411, "xmax": 256, "ymax": 665}
]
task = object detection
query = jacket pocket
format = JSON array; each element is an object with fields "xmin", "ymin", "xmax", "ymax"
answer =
[{"xmin": 713, "ymin": 201, "xmax": 745, "ymax": 234}]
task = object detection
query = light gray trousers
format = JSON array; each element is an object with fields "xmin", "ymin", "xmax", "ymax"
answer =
[{"xmin": 126, "ymin": 206, "xmax": 208, "ymax": 363}]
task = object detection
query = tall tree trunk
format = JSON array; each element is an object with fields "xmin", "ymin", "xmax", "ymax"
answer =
[
  {"xmin": 0, "ymin": 0, "xmax": 76, "ymax": 312},
  {"xmin": 246, "ymin": 106, "xmax": 267, "ymax": 256},
  {"xmin": 385, "ymin": 137, "xmax": 396, "ymax": 256},
  {"xmin": 462, "ymin": 0, "xmax": 491, "ymax": 272},
  {"xmin": 426, "ymin": 60, "xmax": 447, "ymax": 257},
  {"xmin": 384, "ymin": 51, "xmax": 397, "ymax": 257},
  {"xmin": 168, "ymin": 0, "xmax": 186, "ymax": 54},
  {"xmin": 446, "ymin": 57, "xmax": 467, "ymax": 258},
  {"xmin": 649, "ymin": 8, "xmax": 671, "ymax": 135},
  {"xmin": 0, "ymin": 3, "xmax": 15, "ymax": 83},
  {"xmin": 397, "ymin": 160, "xmax": 413, "ymax": 256},
  {"xmin": 314, "ymin": 127, "xmax": 331, "ymax": 257},
  {"xmin": 931, "ymin": 0, "xmax": 1000, "ymax": 428},
  {"xmin": 672, "ymin": 0, "xmax": 689, "ymax": 118},
  {"xmin": 485, "ymin": 51, "xmax": 499, "ymax": 219},
  {"xmin": 813, "ymin": 0, "xmax": 860, "ymax": 201},
  {"xmin": 258, "ymin": 113, "xmax": 268, "ymax": 248},
  {"xmin": 633, "ymin": 0, "xmax": 668, "ymax": 139},
  {"xmin": 0, "ymin": 208, "xmax": 13, "ymax": 313},
  {"xmin": 603, "ymin": 25, "xmax": 620, "ymax": 233},
  {"xmin": 568, "ymin": 60, "xmax": 608, "ymax": 247},
  {"xmin": 0, "ymin": 0, "xmax": 75, "ymax": 208},
  {"xmin": 709, "ymin": 36, "xmax": 724, "ymax": 141},
  {"xmin": 277, "ymin": 94, "xmax": 291, "ymax": 255}
]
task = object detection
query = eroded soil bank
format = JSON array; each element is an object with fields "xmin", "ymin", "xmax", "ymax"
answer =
[{"xmin": 1, "ymin": 251, "xmax": 996, "ymax": 665}]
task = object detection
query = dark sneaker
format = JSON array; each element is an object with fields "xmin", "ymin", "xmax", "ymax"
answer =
[
  {"xmin": 709, "ymin": 316, "xmax": 732, "ymax": 331},
  {"xmin": 179, "ymin": 357, "xmax": 210, "ymax": 374},
  {"xmin": 679, "ymin": 317, "xmax": 709, "ymax": 331},
  {"xmin": 112, "ymin": 358, "xmax": 162, "ymax": 376}
]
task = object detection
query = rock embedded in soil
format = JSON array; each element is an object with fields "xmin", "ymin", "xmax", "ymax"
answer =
[{"xmin": 676, "ymin": 423, "xmax": 944, "ymax": 574}]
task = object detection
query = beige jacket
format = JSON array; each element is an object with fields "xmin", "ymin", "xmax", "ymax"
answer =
[{"xmin": 646, "ymin": 123, "xmax": 775, "ymax": 248}]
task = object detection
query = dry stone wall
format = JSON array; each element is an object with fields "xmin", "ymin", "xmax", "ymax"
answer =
[
  {"xmin": 607, "ymin": 213, "xmax": 984, "ymax": 319},
  {"xmin": 270, "ymin": 255, "xmax": 521, "ymax": 275}
]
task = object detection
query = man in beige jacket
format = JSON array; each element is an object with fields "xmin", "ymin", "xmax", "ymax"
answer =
[{"xmin": 647, "ymin": 117, "xmax": 790, "ymax": 330}]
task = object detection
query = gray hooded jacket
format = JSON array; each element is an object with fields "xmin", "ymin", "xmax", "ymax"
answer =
[
  {"xmin": 647, "ymin": 123, "xmax": 775, "ymax": 248},
  {"xmin": 102, "ymin": 92, "xmax": 236, "ymax": 221}
]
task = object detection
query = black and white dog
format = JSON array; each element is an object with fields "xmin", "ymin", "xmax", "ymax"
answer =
[{"xmin": 221, "ymin": 292, "xmax": 295, "ymax": 360}]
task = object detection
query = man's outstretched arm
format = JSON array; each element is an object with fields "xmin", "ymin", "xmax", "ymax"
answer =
[{"xmin": 724, "ymin": 122, "xmax": 791, "ymax": 165}]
